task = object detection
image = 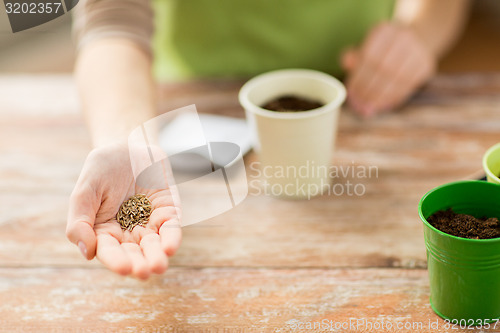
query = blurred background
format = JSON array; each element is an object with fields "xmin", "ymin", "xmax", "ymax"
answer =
[
  {"xmin": 0, "ymin": 9, "xmax": 73, "ymax": 73},
  {"xmin": 0, "ymin": 0, "xmax": 499, "ymax": 73}
]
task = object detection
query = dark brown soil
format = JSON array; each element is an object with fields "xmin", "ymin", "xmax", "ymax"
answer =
[
  {"xmin": 427, "ymin": 209, "xmax": 500, "ymax": 239},
  {"xmin": 261, "ymin": 95, "xmax": 323, "ymax": 112}
]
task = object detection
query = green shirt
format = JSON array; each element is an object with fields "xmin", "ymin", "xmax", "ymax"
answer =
[{"xmin": 152, "ymin": 0, "xmax": 395, "ymax": 80}]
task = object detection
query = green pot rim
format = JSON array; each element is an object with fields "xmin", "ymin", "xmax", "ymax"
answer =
[
  {"xmin": 419, "ymin": 180, "xmax": 500, "ymax": 243},
  {"xmin": 483, "ymin": 142, "xmax": 500, "ymax": 183}
]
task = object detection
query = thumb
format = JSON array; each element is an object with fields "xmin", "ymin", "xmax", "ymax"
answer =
[
  {"xmin": 341, "ymin": 48, "xmax": 359, "ymax": 72},
  {"xmin": 66, "ymin": 185, "xmax": 98, "ymax": 260}
]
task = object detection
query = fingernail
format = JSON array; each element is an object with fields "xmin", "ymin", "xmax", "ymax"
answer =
[{"xmin": 78, "ymin": 241, "xmax": 87, "ymax": 259}]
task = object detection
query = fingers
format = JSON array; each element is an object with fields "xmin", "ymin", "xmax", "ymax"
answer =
[
  {"xmin": 344, "ymin": 22, "xmax": 436, "ymax": 117},
  {"xmin": 148, "ymin": 206, "xmax": 179, "ymax": 231},
  {"xmin": 140, "ymin": 233, "xmax": 168, "ymax": 274},
  {"xmin": 159, "ymin": 218, "xmax": 182, "ymax": 256},
  {"xmin": 147, "ymin": 205, "xmax": 182, "ymax": 255},
  {"xmin": 346, "ymin": 23, "xmax": 398, "ymax": 116},
  {"xmin": 368, "ymin": 54, "xmax": 424, "ymax": 112},
  {"xmin": 93, "ymin": 200, "xmax": 180, "ymax": 279},
  {"xmin": 347, "ymin": 56, "xmax": 378, "ymax": 116},
  {"xmin": 96, "ymin": 234, "xmax": 132, "ymax": 276},
  {"xmin": 96, "ymin": 230, "xmax": 170, "ymax": 279},
  {"xmin": 121, "ymin": 242, "xmax": 151, "ymax": 280},
  {"xmin": 66, "ymin": 185, "xmax": 99, "ymax": 260}
]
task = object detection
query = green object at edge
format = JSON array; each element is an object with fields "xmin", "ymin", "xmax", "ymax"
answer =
[
  {"xmin": 483, "ymin": 142, "xmax": 500, "ymax": 184},
  {"xmin": 419, "ymin": 180, "xmax": 500, "ymax": 323}
]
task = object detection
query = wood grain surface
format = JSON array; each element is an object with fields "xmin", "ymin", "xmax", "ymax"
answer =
[{"xmin": 0, "ymin": 74, "xmax": 499, "ymax": 332}]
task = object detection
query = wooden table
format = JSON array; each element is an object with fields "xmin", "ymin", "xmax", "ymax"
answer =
[{"xmin": 0, "ymin": 74, "xmax": 500, "ymax": 332}]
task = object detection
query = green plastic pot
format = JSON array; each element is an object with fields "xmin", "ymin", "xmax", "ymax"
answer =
[
  {"xmin": 483, "ymin": 143, "xmax": 500, "ymax": 184},
  {"xmin": 419, "ymin": 180, "xmax": 500, "ymax": 323}
]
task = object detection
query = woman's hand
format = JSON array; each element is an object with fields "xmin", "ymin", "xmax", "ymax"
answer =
[
  {"xmin": 66, "ymin": 143, "xmax": 182, "ymax": 279},
  {"xmin": 342, "ymin": 22, "xmax": 436, "ymax": 117}
]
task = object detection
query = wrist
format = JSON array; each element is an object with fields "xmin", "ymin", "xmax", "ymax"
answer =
[{"xmin": 85, "ymin": 106, "xmax": 158, "ymax": 148}]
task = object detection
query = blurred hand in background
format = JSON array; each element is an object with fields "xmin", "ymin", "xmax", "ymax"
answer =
[
  {"xmin": 343, "ymin": 0, "xmax": 470, "ymax": 117},
  {"xmin": 342, "ymin": 22, "xmax": 435, "ymax": 117}
]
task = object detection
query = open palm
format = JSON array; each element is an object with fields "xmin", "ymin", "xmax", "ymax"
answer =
[{"xmin": 66, "ymin": 143, "xmax": 181, "ymax": 279}]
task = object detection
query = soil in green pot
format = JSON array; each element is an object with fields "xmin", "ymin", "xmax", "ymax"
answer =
[{"xmin": 428, "ymin": 209, "xmax": 500, "ymax": 239}]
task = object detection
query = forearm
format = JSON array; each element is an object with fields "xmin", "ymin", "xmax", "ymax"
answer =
[
  {"xmin": 75, "ymin": 38, "xmax": 157, "ymax": 148},
  {"xmin": 395, "ymin": 0, "xmax": 471, "ymax": 57}
]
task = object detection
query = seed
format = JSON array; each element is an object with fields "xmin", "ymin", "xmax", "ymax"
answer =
[{"xmin": 116, "ymin": 194, "xmax": 152, "ymax": 231}]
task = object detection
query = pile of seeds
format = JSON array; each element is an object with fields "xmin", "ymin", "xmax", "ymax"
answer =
[{"xmin": 116, "ymin": 194, "xmax": 152, "ymax": 231}]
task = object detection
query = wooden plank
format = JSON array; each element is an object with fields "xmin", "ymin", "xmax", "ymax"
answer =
[{"xmin": 0, "ymin": 267, "xmax": 497, "ymax": 332}]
